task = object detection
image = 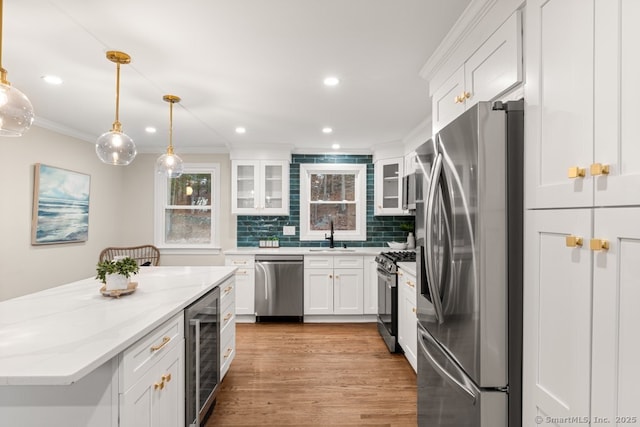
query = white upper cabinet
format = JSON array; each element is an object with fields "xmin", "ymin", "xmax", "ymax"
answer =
[
  {"xmin": 374, "ymin": 157, "xmax": 405, "ymax": 216},
  {"xmin": 231, "ymin": 160, "xmax": 289, "ymax": 215},
  {"xmin": 594, "ymin": 0, "xmax": 640, "ymax": 207},
  {"xmin": 432, "ymin": 10, "xmax": 522, "ymax": 133},
  {"xmin": 525, "ymin": 0, "xmax": 594, "ymax": 209}
]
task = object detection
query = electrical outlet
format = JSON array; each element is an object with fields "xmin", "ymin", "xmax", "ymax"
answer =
[{"xmin": 283, "ymin": 226, "xmax": 296, "ymax": 236}]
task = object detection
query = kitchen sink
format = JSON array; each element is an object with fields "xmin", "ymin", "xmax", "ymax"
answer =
[{"xmin": 308, "ymin": 248, "xmax": 356, "ymax": 252}]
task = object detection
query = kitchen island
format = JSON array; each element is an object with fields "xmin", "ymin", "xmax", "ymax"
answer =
[{"xmin": 0, "ymin": 266, "xmax": 236, "ymax": 426}]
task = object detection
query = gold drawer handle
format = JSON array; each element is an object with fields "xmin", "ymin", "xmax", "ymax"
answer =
[
  {"xmin": 236, "ymin": 270, "xmax": 249, "ymax": 276},
  {"xmin": 590, "ymin": 163, "xmax": 610, "ymax": 176},
  {"xmin": 224, "ymin": 286, "xmax": 233, "ymax": 294},
  {"xmin": 590, "ymin": 239, "xmax": 610, "ymax": 251},
  {"xmin": 223, "ymin": 347, "xmax": 233, "ymax": 359},
  {"xmin": 233, "ymin": 260, "xmax": 247, "ymax": 265},
  {"xmin": 407, "ymin": 280, "xmax": 415, "ymax": 288},
  {"xmin": 567, "ymin": 166, "xmax": 586, "ymax": 179},
  {"xmin": 224, "ymin": 312, "xmax": 233, "ymax": 321},
  {"xmin": 412, "ymin": 307, "xmax": 416, "ymax": 313},
  {"xmin": 162, "ymin": 373, "xmax": 172, "ymax": 383},
  {"xmin": 565, "ymin": 235, "xmax": 583, "ymax": 248},
  {"xmin": 151, "ymin": 336, "xmax": 171, "ymax": 352},
  {"xmin": 154, "ymin": 381, "xmax": 164, "ymax": 390}
]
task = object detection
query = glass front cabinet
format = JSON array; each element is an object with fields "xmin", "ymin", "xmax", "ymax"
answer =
[
  {"xmin": 231, "ymin": 160, "xmax": 289, "ymax": 215},
  {"xmin": 374, "ymin": 157, "xmax": 405, "ymax": 215}
]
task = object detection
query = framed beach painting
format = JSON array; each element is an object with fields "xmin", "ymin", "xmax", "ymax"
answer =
[{"xmin": 31, "ymin": 164, "xmax": 91, "ymax": 245}]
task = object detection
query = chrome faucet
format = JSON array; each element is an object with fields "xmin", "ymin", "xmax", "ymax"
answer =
[{"xmin": 325, "ymin": 219, "xmax": 335, "ymax": 248}]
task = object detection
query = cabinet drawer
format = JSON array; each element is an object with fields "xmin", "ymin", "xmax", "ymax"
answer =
[
  {"xmin": 334, "ymin": 256, "xmax": 363, "ymax": 269},
  {"xmin": 220, "ymin": 304, "xmax": 235, "ymax": 337},
  {"xmin": 304, "ymin": 256, "xmax": 334, "ymax": 269},
  {"xmin": 225, "ymin": 256, "xmax": 255, "ymax": 268},
  {"xmin": 120, "ymin": 312, "xmax": 184, "ymax": 393},
  {"xmin": 220, "ymin": 329, "xmax": 236, "ymax": 379},
  {"xmin": 219, "ymin": 278, "xmax": 235, "ymax": 310}
]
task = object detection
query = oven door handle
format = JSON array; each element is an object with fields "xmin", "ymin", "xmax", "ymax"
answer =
[{"xmin": 376, "ymin": 268, "xmax": 396, "ymax": 287}]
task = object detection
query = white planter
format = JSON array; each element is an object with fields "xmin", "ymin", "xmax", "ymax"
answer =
[{"xmin": 105, "ymin": 273, "xmax": 129, "ymax": 291}]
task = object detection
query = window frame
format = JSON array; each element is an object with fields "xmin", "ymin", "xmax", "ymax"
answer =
[
  {"xmin": 299, "ymin": 163, "xmax": 367, "ymax": 242},
  {"xmin": 154, "ymin": 162, "xmax": 221, "ymax": 254}
]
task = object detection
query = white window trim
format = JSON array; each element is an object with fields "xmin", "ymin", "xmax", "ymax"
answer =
[
  {"xmin": 299, "ymin": 163, "xmax": 367, "ymax": 242},
  {"xmin": 154, "ymin": 163, "xmax": 221, "ymax": 253}
]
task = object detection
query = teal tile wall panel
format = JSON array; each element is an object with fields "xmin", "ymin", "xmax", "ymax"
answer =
[{"xmin": 236, "ymin": 154, "xmax": 414, "ymax": 247}]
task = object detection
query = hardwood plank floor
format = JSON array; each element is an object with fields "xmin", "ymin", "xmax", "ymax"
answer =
[{"xmin": 207, "ymin": 322, "xmax": 417, "ymax": 426}]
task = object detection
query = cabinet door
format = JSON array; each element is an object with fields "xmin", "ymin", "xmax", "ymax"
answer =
[
  {"xmin": 524, "ymin": 0, "xmax": 594, "ymax": 209},
  {"xmin": 591, "ymin": 207, "xmax": 640, "ymax": 422},
  {"xmin": 333, "ymin": 268, "xmax": 363, "ymax": 315},
  {"xmin": 260, "ymin": 161, "xmax": 290, "ymax": 215},
  {"xmin": 399, "ymin": 275, "xmax": 417, "ymax": 373},
  {"xmin": 304, "ymin": 268, "xmax": 333, "ymax": 315},
  {"xmin": 594, "ymin": 0, "xmax": 640, "ymax": 206},
  {"xmin": 523, "ymin": 209, "xmax": 592, "ymax": 424},
  {"xmin": 432, "ymin": 66, "xmax": 466, "ymax": 134},
  {"xmin": 363, "ymin": 256, "xmax": 378, "ymax": 315},
  {"xmin": 120, "ymin": 343, "xmax": 183, "ymax": 427},
  {"xmin": 374, "ymin": 157, "xmax": 404, "ymax": 216},
  {"xmin": 225, "ymin": 256, "xmax": 255, "ymax": 315},
  {"xmin": 231, "ymin": 161, "xmax": 260, "ymax": 214}
]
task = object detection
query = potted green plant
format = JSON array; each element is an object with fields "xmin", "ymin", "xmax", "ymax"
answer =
[{"xmin": 96, "ymin": 257, "xmax": 139, "ymax": 291}]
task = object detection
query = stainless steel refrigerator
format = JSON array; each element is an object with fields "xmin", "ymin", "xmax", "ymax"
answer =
[{"xmin": 415, "ymin": 100, "xmax": 523, "ymax": 426}]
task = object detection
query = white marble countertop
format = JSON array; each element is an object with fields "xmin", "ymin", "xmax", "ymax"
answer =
[
  {"xmin": 397, "ymin": 261, "xmax": 417, "ymax": 276},
  {"xmin": 224, "ymin": 246, "xmax": 389, "ymax": 256},
  {"xmin": 0, "ymin": 266, "xmax": 236, "ymax": 386}
]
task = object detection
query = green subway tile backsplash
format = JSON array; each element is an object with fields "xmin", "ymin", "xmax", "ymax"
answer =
[{"xmin": 236, "ymin": 154, "xmax": 414, "ymax": 247}]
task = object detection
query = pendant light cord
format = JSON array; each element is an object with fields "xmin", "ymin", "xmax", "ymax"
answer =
[
  {"xmin": 113, "ymin": 62, "xmax": 122, "ymax": 131},
  {"xmin": 0, "ymin": 0, "xmax": 7, "ymax": 84}
]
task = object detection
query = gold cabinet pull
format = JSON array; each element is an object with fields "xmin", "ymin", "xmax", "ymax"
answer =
[
  {"xmin": 454, "ymin": 95, "xmax": 462, "ymax": 104},
  {"xmin": 151, "ymin": 336, "xmax": 171, "ymax": 352},
  {"xmin": 565, "ymin": 235, "xmax": 583, "ymax": 248},
  {"xmin": 162, "ymin": 373, "xmax": 172, "ymax": 383},
  {"xmin": 224, "ymin": 286, "xmax": 233, "ymax": 294},
  {"xmin": 590, "ymin": 239, "xmax": 610, "ymax": 251},
  {"xmin": 463, "ymin": 91, "xmax": 471, "ymax": 99},
  {"xmin": 154, "ymin": 381, "xmax": 164, "ymax": 390},
  {"xmin": 407, "ymin": 280, "xmax": 415, "ymax": 288},
  {"xmin": 412, "ymin": 307, "xmax": 416, "ymax": 313},
  {"xmin": 590, "ymin": 163, "xmax": 610, "ymax": 176},
  {"xmin": 397, "ymin": 271, "xmax": 403, "ymax": 277},
  {"xmin": 223, "ymin": 347, "xmax": 233, "ymax": 359},
  {"xmin": 567, "ymin": 166, "xmax": 586, "ymax": 178},
  {"xmin": 223, "ymin": 312, "xmax": 233, "ymax": 322},
  {"xmin": 232, "ymin": 260, "xmax": 247, "ymax": 265},
  {"xmin": 329, "ymin": 274, "xmax": 333, "ymax": 279}
]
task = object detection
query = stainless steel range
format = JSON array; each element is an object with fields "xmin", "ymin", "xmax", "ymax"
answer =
[{"xmin": 376, "ymin": 250, "xmax": 416, "ymax": 353}]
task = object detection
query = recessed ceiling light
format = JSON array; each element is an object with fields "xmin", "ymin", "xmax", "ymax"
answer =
[
  {"xmin": 41, "ymin": 75, "xmax": 63, "ymax": 85},
  {"xmin": 322, "ymin": 127, "xmax": 333, "ymax": 134},
  {"xmin": 145, "ymin": 126, "xmax": 157, "ymax": 133},
  {"xmin": 235, "ymin": 127, "xmax": 246, "ymax": 134},
  {"xmin": 332, "ymin": 143, "xmax": 340, "ymax": 150},
  {"xmin": 323, "ymin": 76, "xmax": 340, "ymax": 86}
]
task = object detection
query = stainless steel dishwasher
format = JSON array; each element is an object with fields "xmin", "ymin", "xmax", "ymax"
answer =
[{"xmin": 254, "ymin": 255, "xmax": 304, "ymax": 322}]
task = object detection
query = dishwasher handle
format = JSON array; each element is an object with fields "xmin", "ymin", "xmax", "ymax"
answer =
[{"xmin": 255, "ymin": 255, "xmax": 304, "ymax": 262}]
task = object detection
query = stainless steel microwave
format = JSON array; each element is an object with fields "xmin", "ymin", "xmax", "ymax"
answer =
[{"xmin": 402, "ymin": 172, "xmax": 416, "ymax": 211}]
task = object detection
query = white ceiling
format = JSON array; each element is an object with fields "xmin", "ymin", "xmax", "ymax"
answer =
[{"xmin": 4, "ymin": 0, "xmax": 471, "ymax": 155}]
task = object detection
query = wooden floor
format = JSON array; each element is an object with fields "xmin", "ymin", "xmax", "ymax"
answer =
[{"xmin": 206, "ymin": 322, "xmax": 417, "ymax": 426}]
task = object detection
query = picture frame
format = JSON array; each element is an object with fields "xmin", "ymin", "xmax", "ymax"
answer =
[{"xmin": 31, "ymin": 163, "xmax": 91, "ymax": 245}]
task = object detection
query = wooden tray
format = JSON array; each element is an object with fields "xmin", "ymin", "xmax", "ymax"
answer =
[{"xmin": 100, "ymin": 282, "xmax": 138, "ymax": 298}]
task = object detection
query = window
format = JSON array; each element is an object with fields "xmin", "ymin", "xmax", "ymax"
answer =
[
  {"xmin": 300, "ymin": 163, "xmax": 367, "ymax": 241},
  {"xmin": 154, "ymin": 163, "xmax": 220, "ymax": 252}
]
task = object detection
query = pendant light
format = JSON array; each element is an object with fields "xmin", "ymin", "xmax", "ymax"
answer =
[
  {"xmin": 95, "ymin": 51, "xmax": 136, "ymax": 165},
  {"xmin": 0, "ymin": 0, "xmax": 34, "ymax": 136},
  {"xmin": 155, "ymin": 94, "xmax": 184, "ymax": 178}
]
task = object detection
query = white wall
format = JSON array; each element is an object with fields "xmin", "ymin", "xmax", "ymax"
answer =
[{"xmin": 0, "ymin": 127, "xmax": 234, "ymax": 301}]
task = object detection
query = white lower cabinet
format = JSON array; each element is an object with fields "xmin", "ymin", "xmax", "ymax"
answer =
[
  {"xmin": 219, "ymin": 280, "xmax": 236, "ymax": 379},
  {"xmin": 119, "ymin": 313, "xmax": 185, "ymax": 427},
  {"xmin": 225, "ymin": 255, "xmax": 254, "ymax": 315},
  {"xmin": 363, "ymin": 256, "xmax": 378, "ymax": 315},
  {"xmin": 523, "ymin": 207, "xmax": 640, "ymax": 425},
  {"xmin": 397, "ymin": 267, "xmax": 417, "ymax": 373},
  {"xmin": 304, "ymin": 256, "xmax": 364, "ymax": 315}
]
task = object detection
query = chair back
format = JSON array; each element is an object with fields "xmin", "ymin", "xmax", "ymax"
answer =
[{"xmin": 99, "ymin": 245, "xmax": 160, "ymax": 266}]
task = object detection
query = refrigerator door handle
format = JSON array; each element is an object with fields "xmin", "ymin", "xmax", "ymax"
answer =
[
  {"xmin": 418, "ymin": 325, "xmax": 478, "ymax": 404},
  {"xmin": 425, "ymin": 152, "xmax": 445, "ymax": 324}
]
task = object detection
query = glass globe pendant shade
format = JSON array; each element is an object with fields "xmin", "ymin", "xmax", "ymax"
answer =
[
  {"xmin": 0, "ymin": 81, "xmax": 34, "ymax": 136},
  {"xmin": 96, "ymin": 127, "xmax": 137, "ymax": 166},
  {"xmin": 156, "ymin": 148, "xmax": 184, "ymax": 178}
]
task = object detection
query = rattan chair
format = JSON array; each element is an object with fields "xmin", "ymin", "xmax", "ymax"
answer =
[{"xmin": 99, "ymin": 245, "xmax": 160, "ymax": 266}]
